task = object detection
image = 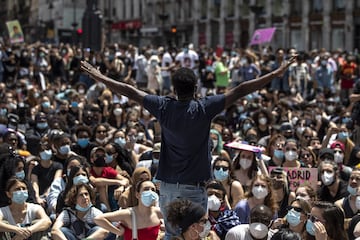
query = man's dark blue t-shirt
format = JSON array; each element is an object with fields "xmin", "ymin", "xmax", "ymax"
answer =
[{"xmin": 143, "ymin": 94, "xmax": 225, "ymax": 183}]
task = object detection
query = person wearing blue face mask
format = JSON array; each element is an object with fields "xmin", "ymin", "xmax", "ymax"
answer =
[
  {"xmin": 0, "ymin": 154, "xmax": 36, "ymax": 207},
  {"xmin": 212, "ymin": 157, "xmax": 244, "ymax": 209},
  {"xmin": 31, "ymin": 136, "xmax": 63, "ymax": 209},
  {"xmin": 51, "ymin": 183, "xmax": 109, "ymax": 240},
  {"xmin": 267, "ymin": 134, "xmax": 286, "ymax": 167},
  {"xmin": 335, "ymin": 168, "xmax": 360, "ymax": 221},
  {"xmin": 321, "ymin": 124, "xmax": 355, "ymax": 166},
  {"xmin": 47, "ymin": 155, "xmax": 86, "ymax": 218},
  {"xmin": 273, "ymin": 199, "xmax": 311, "ymax": 239},
  {"xmin": 0, "ymin": 177, "xmax": 51, "ymax": 239},
  {"xmin": 52, "ymin": 132, "xmax": 77, "ymax": 166},
  {"xmin": 305, "ymin": 201, "xmax": 346, "ymax": 240},
  {"xmin": 94, "ymin": 180, "xmax": 164, "ymax": 240},
  {"xmin": 72, "ymin": 125, "xmax": 97, "ymax": 160}
]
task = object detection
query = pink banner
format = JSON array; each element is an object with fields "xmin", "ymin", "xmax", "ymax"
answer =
[{"xmin": 250, "ymin": 27, "xmax": 276, "ymax": 45}]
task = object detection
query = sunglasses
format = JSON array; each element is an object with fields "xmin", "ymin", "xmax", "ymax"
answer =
[
  {"xmin": 308, "ymin": 214, "xmax": 325, "ymax": 223},
  {"xmin": 301, "ymin": 154, "xmax": 310, "ymax": 158},
  {"xmin": 198, "ymin": 218, "xmax": 208, "ymax": 224},
  {"xmin": 287, "ymin": 206, "xmax": 302, "ymax": 213},
  {"xmin": 214, "ymin": 166, "xmax": 229, "ymax": 171}
]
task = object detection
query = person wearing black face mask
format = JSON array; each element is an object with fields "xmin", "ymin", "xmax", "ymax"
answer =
[
  {"xmin": 89, "ymin": 147, "xmax": 129, "ymax": 211},
  {"xmin": 225, "ymin": 204, "xmax": 275, "ymax": 240}
]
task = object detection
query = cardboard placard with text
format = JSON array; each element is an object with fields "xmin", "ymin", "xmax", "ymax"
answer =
[{"xmin": 269, "ymin": 167, "xmax": 318, "ymax": 191}]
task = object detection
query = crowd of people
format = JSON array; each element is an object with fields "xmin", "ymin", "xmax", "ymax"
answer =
[{"xmin": 0, "ymin": 40, "xmax": 359, "ymax": 240}]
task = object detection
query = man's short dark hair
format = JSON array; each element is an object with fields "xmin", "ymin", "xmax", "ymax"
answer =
[{"xmin": 172, "ymin": 68, "xmax": 197, "ymax": 98}]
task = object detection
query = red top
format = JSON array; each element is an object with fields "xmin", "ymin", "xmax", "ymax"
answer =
[
  {"xmin": 90, "ymin": 166, "xmax": 117, "ymax": 178},
  {"xmin": 121, "ymin": 223, "xmax": 161, "ymax": 240}
]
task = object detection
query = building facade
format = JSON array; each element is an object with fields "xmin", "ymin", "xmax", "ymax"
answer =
[{"xmin": 1, "ymin": 0, "xmax": 360, "ymax": 52}]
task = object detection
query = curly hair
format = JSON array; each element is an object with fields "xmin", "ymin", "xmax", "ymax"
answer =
[
  {"xmin": 245, "ymin": 174, "xmax": 278, "ymax": 215},
  {"xmin": 171, "ymin": 67, "xmax": 197, "ymax": 98},
  {"xmin": 64, "ymin": 183, "xmax": 95, "ymax": 208},
  {"xmin": 166, "ymin": 199, "xmax": 205, "ymax": 234}
]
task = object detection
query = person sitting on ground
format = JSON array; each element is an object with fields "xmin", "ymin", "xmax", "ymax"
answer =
[
  {"xmin": 225, "ymin": 204, "xmax": 276, "ymax": 240},
  {"xmin": 51, "ymin": 183, "xmax": 109, "ymax": 240},
  {"xmin": 94, "ymin": 180, "xmax": 164, "ymax": 240},
  {"xmin": 0, "ymin": 177, "xmax": 51, "ymax": 240}
]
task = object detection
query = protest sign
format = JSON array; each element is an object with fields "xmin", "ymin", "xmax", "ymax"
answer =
[
  {"xmin": 250, "ymin": 27, "xmax": 276, "ymax": 45},
  {"xmin": 269, "ymin": 167, "xmax": 318, "ymax": 191},
  {"xmin": 6, "ymin": 20, "xmax": 24, "ymax": 44}
]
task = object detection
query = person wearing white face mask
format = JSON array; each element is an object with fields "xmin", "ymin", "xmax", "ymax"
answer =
[
  {"xmin": 318, "ymin": 160, "xmax": 349, "ymax": 203},
  {"xmin": 94, "ymin": 180, "xmax": 164, "ymax": 240},
  {"xmin": 282, "ymin": 139, "xmax": 302, "ymax": 168},
  {"xmin": 165, "ymin": 198, "xmax": 219, "ymax": 240},
  {"xmin": 330, "ymin": 140, "xmax": 353, "ymax": 182},
  {"xmin": 233, "ymin": 148, "xmax": 262, "ymax": 193},
  {"xmin": 206, "ymin": 180, "xmax": 241, "ymax": 239},
  {"xmin": 335, "ymin": 168, "xmax": 360, "ymax": 224},
  {"xmin": 212, "ymin": 157, "xmax": 244, "ymax": 208},
  {"xmin": 226, "ymin": 204, "xmax": 275, "ymax": 240},
  {"xmin": 234, "ymin": 175, "xmax": 278, "ymax": 224},
  {"xmin": 252, "ymin": 109, "xmax": 272, "ymax": 139}
]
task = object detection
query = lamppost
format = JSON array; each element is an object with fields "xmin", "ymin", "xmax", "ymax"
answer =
[{"xmin": 105, "ymin": 0, "xmax": 113, "ymax": 43}]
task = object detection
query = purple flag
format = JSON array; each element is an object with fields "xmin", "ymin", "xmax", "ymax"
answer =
[{"xmin": 250, "ymin": 27, "xmax": 276, "ymax": 45}]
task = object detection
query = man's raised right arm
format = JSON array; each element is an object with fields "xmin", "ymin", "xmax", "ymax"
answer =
[
  {"xmin": 224, "ymin": 55, "xmax": 296, "ymax": 109},
  {"xmin": 80, "ymin": 61, "xmax": 147, "ymax": 105}
]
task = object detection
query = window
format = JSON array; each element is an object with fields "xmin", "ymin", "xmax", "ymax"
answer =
[
  {"xmin": 213, "ymin": 0, "xmax": 221, "ymax": 18},
  {"xmin": 290, "ymin": 0, "xmax": 302, "ymax": 15},
  {"xmin": 241, "ymin": 0, "xmax": 251, "ymax": 16},
  {"xmin": 201, "ymin": 0, "xmax": 207, "ymax": 18},
  {"xmin": 331, "ymin": 28, "xmax": 345, "ymax": 50},
  {"xmin": 312, "ymin": 0, "xmax": 323, "ymax": 12},
  {"xmin": 333, "ymin": 0, "xmax": 345, "ymax": 10},
  {"xmin": 290, "ymin": 29, "xmax": 304, "ymax": 50},
  {"xmin": 227, "ymin": 0, "xmax": 235, "ymax": 17},
  {"xmin": 272, "ymin": 0, "xmax": 283, "ymax": 17}
]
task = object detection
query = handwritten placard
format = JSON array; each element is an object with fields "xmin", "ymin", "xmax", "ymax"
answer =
[{"xmin": 268, "ymin": 167, "xmax": 318, "ymax": 191}]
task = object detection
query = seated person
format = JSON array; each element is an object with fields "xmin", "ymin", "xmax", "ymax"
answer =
[
  {"xmin": 0, "ymin": 177, "xmax": 51, "ymax": 239},
  {"xmin": 118, "ymin": 167, "xmax": 152, "ymax": 209},
  {"xmin": 225, "ymin": 204, "xmax": 275, "ymax": 240},
  {"xmin": 206, "ymin": 180, "xmax": 241, "ymax": 239},
  {"xmin": 89, "ymin": 147, "xmax": 129, "ymax": 211},
  {"xmin": 51, "ymin": 183, "xmax": 108, "ymax": 240}
]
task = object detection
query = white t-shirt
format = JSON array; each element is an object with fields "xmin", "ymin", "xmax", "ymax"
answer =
[
  {"xmin": 161, "ymin": 52, "xmax": 173, "ymax": 77},
  {"xmin": 0, "ymin": 203, "xmax": 43, "ymax": 225},
  {"xmin": 57, "ymin": 206, "xmax": 103, "ymax": 226},
  {"xmin": 175, "ymin": 50, "xmax": 199, "ymax": 69}
]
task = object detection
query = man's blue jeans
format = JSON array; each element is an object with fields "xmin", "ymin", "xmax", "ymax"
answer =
[
  {"xmin": 159, "ymin": 182, "xmax": 207, "ymax": 240},
  {"xmin": 61, "ymin": 226, "xmax": 101, "ymax": 240}
]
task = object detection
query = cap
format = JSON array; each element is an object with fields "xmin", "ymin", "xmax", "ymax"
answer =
[
  {"xmin": 319, "ymin": 148, "xmax": 334, "ymax": 159},
  {"xmin": 153, "ymin": 143, "xmax": 161, "ymax": 153},
  {"xmin": 330, "ymin": 141, "xmax": 345, "ymax": 152},
  {"xmin": 90, "ymin": 146, "xmax": 106, "ymax": 156},
  {"xmin": 280, "ymin": 122, "xmax": 293, "ymax": 132}
]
